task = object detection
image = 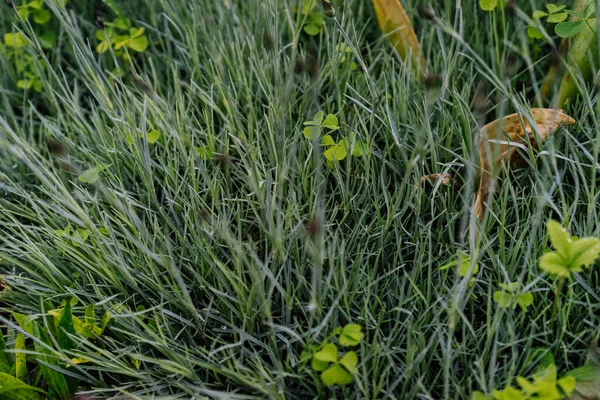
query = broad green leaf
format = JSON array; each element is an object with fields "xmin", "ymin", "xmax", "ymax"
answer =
[
  {"xmin": 565, "ymin": 365, "xmax": 599, "ymax": 381},
  {"xmin": 4, "ymin": 33, "xmax": 28, "ymax": 48},
  {"xmin": 492, "ymin": 386, "xmax": 526, "ymax": 400},
  {"xmin": 100, "ymin": 311, "xmax": 112, "ymax": 332},
  {"xmin": 58, "ymin": 300, "xmax": 75, "ymax": 351},
  {"xmin": 14, "ymin": 333, "xmax": 26, "ymax": 381},
  {"xmin": 517, "ymin": 293, "xmax": 534, "ymax": 311},
  {"xmin": 557, "ymin": 375, "xmax": 576, "ymax": 394},
  {"xmin": 129, "ymin": 27, "xmax": 145, "ymax": 38},
  {"xmin": 471, "ymin": 391, "xmax": 492, "ymax": 400},
  {"xmin": 339, "ymin": 324, "xmax": 363, "ymax": 347},
  {"xmin": 547, "ymin": 220, "xmax": 571, "ymax": 259},
  {"xmin": 321, "ymin": 135, "xmax": 335, "ymax": 146},
  {"xmin": 322, "ymin": 114, "xmax": 339, "ymax": 130},
  {"xmin": 13, "ymin": 313, "xmax": 34, "ymax": 335},
  {"xmin": 569, "ymin": 237, "xmax": 600, "ymax": 271},
  {"xmin": 352, "ymin": 141, "xmax": 367, "ymax": 157},
  {"xmin": 516, "ymin": 376, "xmax": 536, "ymax": 394},
  {"xmin": 533, "ymin": 10, "xmax": 549, "ymax": 19},
  {"xmin": 128, "ymin": 35, "xmax": 148, "ymax": 52},
  {"xmin": 39, "ymin": 31, "xmax": 56, "ymax": 49},
  {"xmin": 339, "ymin": 351, "xmax": 358, "ymax": 373},
  {"xmin": 0, "ymin": 372, "xmax": 46, "ymax": 400},
  {"xmin": 28, "ymin": 0, "xmax": 44, "ymax": 10},
  {"xmin": 313, "ymin": 343, "xmax": 338, "ymax": 363},
  {"xmin": 479, "ymin": 0, "xmax": 497, "ymax": 11},
  {"xmin": 539, "ymin": 252, "xmax": 570, "ymax": 278},
  {"xmin": 96, "ymin": 40, "xmax": 111, "ymax": 53},
  {"xmin": 555, "ymin": 20, "xmax": 584, "ymax": 38},
  {"xmin": 547, "ymin": 12, "xmax": 568, "ymax": 23},
  {"xmin": 304, "ymin": 111, "xmax": 324, "ymax": 126},
  {"xmin": 32, "ymin": 80, "xmax": 44, "ymax": 92},
  {"xmin": 17, "ymin": 79, "xmax": 33, "ymax": 89},
  {"xmin": 311, "ymin": 356, "xmax": 329, "ymax": 372},
  {"xmin": 84, "ymin": 304, "xmax": 95, "ymax": 325},
  {"xmin": 457, "ymin": 255, "xmax": 479, "ymax": 277},
  {"xmin": 299, "ymin": 350, "xmax": 312, "ymax": 364},
  {"xmin": 323, "ymin": 142, "xmax": 347, "ymax": 161},
  {"xmin": 75, "ymin": 228, "xmax": 90, "ymax": 242},
  {"xmin": 33, "ymin": 9, "xmax": 51, "ymax": 25},
  {"xmin": 78, "ymin": 165, "xmax": 109, "ymax": 184},
  {"xmin": 145, "ymin": 130, "xmax": 161, "ymax": 144},
  {"xmin": 321, "ymin": 364, "xmax": 353, "ymax": 386},
  {"xmin": 303, "ymin": 126, "xmax": 320, "ymax": 140},
  {"xmin": 32, "ymin": 323, "xmax": 71, "ymax": 400},
  {"xmin": 197, "ymin": 147, "xmax": 214, "ymax": 160},
  {"xmin": 0, "ymin": 332, "xmax": 11, "ymax": 368},
  {"xmin": 493, "ymin": 291, "xmax": 511, "ymax": 308},
  {"xmin": 17, "ymin": 7, "xmax": 31, "ymax": 19},
  {"xmin": 527, "ymin": 26, "xmax": 543, "ymax": 39},
  {"xmin": 546, "ymin": 4, "xmax": 565, "ymax": 14},
  {"xmin": 499, "ymin": 282, "xmax": 520, "ymax": 292},
  {"xmin": 303, "ymin": 23, "xmax": 320, "ymax": 36}
]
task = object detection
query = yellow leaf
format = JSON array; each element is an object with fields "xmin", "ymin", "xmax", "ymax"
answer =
[
  {"xmin": 371, "ymin": 0, "xmax": 426, "ymax": 75},
  {"xmin": 474, "ymin": 109, "xmax": 575, "ymax": 222}
]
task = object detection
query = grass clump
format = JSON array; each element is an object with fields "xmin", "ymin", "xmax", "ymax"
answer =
[{"xmin": 0, "ymin": 0, "xmax": 599, "ymax": 398}]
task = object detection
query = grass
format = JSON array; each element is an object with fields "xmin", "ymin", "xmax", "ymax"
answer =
[{"xmin": 0, "ymin": 0, "xmax": 599, "ymax": 398}]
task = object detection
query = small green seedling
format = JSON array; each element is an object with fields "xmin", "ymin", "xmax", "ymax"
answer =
[
  {"xmin": 299, "ymin": 324, "xmax": 363, "ymax": 386},
  {"xmin": 493, "ymin": 282, "xmax": 534, "ymax": 312},
  {"xmin": 540, "ymin": 219, "xmax": 600, "ymax": 321},
  {"xmin": 95, "ymin": 18, "xmax": 149, "ymax": 61},
  {"xmin": 439, "ymin": 251, "xmax": 479, "ymax": 298},
  {"xmin": 54, "ymin": 225, "xmax": 91, "ymax": 247},
  {"xmin": 303, "ymin": 111, "xmax": 368, "ymax": 166},
  {"xmin": 472, "ymin": 350, "xmax": 578, "ymax": 400},
  {"xmin": 300, "ymin": 0, "xmax": 325, "ymax": 36}
]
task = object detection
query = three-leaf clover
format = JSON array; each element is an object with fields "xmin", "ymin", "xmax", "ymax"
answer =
[
  {"xmin": 493, "ymin": 282, "xmax": 534, "ymax": 312},
  {"xmin": 299, "ymin": 324, "xmax": 363, "ymax": 386},
  {"xmin": 303, "ymin": 111, "xmax": 340, "ymax": 139},
  {"xmin": 300, "ymin": 0, "xmax": 325, "ymax": 36},
  {"xmin": 527, "ymin": 4, "xmax": 572, "ymax": 39},
  {"xmin": 539, "ymin": 219, "xmax": 600, "ymax": 278},
  {"xmin": 555, "ymin": 4, "xmax": 596, "ymax": 38}
]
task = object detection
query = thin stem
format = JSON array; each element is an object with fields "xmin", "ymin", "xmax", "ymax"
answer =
[{"xmin": 551, "ymin": 277, "xmax": 566, "ymax": 324}]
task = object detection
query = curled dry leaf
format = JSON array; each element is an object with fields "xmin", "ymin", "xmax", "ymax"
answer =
[
  {"xmin": 474, "ymin": 108, "xmax": 575, "ymax": 221},
  {"xmin": 418, "ymin": 173, "xmax": 453, "ymax": 188},
  {"xmin": 371, "ymin": 0, "xmax": 426, "ymax": 76}
]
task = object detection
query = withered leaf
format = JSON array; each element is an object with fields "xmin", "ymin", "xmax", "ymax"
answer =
[
  {"xmin": 474, "ymin": 108, "xmax": 576, "ymax": 221},
  {"xmin": 371, "ymin": 0, "xmax": 426, "ymax": 75}
]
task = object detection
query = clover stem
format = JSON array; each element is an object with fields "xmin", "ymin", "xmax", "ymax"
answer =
[{"xmin": 551, "ymin": 277, "xmax": 565, "ymax": 324}]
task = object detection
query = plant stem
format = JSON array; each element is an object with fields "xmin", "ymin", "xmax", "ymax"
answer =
[{"xmin": 551, "ymin": 277, "xmax": 566, "ymax": 324}]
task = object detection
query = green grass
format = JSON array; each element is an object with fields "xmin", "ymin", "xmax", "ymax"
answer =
[{"xmin": 1, "ymin": 0, "xmax": 599, "ymax": 398}]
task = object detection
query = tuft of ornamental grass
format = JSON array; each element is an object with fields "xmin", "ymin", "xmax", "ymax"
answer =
[{"xmin": 0, "ymin": 0, "xmax": 599, "ymax": 398}]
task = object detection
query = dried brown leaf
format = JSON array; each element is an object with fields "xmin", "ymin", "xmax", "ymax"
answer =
[
  {"xmin": 371, "ymin": 0, "xmax": 426, "ymax": 75},
  {"xmin": 474, "ymin": 108, "xmax": 576, "ymax": 221}
]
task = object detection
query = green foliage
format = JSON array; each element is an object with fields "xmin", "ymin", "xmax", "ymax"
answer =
[
  {"xmin": 527, "ymin": 3, "xmax": 595, "ymax": 39},
  {"xmin": 539, "ymin": 219, "xmax": 600, "ymax": 278},
  {"xmin": 95, "ymin": 18, "xmax": 149, "ymax": 60},
  {"xmin": 299, "ymin": 324, "xmax": 363, "ymax": 386},
  {"xmin": 493, "ymin": 282, "xmax": 534, "ymax": 312},
  {"xmin": 302, "ymin": 111, "xmax": 368, "ymax": 166},
  {"xmin": 299, "ymin": 0, "xmax": 325, "ymax": 36},
  {"xmin": 0, "ymin": 300, "xmax": 111, "ymax": 400},
  {"xmin": 473, "ymin": 364, "xmax": 576, "ymax": 400},
  {"xmin": 479, "ymin": 0, "xmax": 507, "ymax": 12}
]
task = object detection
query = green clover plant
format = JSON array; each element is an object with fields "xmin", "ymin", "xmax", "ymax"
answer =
[
  {"xmin": 527, "ymin": 3, "xmax": 595, "ymax": 39},
  {"xmin": 439, "ymin": 251, "xmax": 479, "ymax": 299},
  {"xmin": 493, "ymin": 282, "xmax": 534, "ymax": 312},
  {"xmin": 302, "ymin": 111, "xmax": 368, "ymax": 166},
  {"xmin": 95, "ymin": 18, "xmax": 149, "ymax": 61},
  {"xmin": 299, "ymin": 324, "xmax": 363, "ymax": 386},
  {"xmin": 539, "ymin": 219, "xmax": 600, "ymax": 321},
  {"xmin": 300, "ymin": 0, "xmax": 325, "ymax": 36},
  {"xmin": 472, "ymin": 350, "xmax": 580, "ymax": 400}
]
